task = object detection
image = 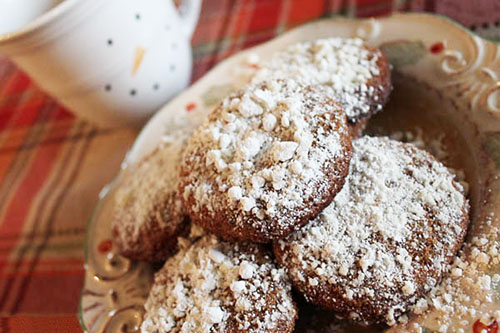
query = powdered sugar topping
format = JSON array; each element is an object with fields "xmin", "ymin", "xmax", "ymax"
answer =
[
  {"xmin": 113, "ymin": 135, "xmax": 187, "ymax": 252},
  {"xmin": 252, "ymin": 38, "xmax": 384, "ymax": 120},
  {"xmin": 141, "ymin": 233, "xmax": 296, "ymax": 332},
  {"xmin": 396, "ymin": 214, "xmax": 500, "ymax": 332},
  {"xmin": 276, "ymin": 136, "xmax": 469, "ymax": 325},
  {"xmin": 181, "ymin": 79, "xmax": 351, "ymax": 241}
]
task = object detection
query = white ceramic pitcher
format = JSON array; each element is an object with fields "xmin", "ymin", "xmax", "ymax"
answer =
[{"xmin": 0, "ymin": 0, "xmax": 201, "ymax": 127}]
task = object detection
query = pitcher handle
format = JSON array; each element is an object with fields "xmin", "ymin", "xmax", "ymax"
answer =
[{"xmin": 178, "ymin": 0, "xmax": 202, "ymax": 38}]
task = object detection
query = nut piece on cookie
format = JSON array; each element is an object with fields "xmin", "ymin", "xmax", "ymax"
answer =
[
  {"xmin": 274, "ymin": 136, "xmax": 469, "ymax": 325},
  {"xmin": 141, "ymin": 232, "xmax": 297, "ymax": 333},
  {"xmin": 179, "ymin": 79, "xmax": 352, "ymax": 243},
  {"xmin": 252, "ymin": 38, "xmax": 392, "ymax": 137},
  {"xmin": 112, "ymin": 136, "xmax": 189, "ymax": 262}
]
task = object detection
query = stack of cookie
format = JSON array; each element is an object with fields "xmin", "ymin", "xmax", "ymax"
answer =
[{"xmin": 111, "ymin": 38, "xmax": 469, "ymax": 332}]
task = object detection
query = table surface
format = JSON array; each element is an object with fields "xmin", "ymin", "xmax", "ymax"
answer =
[{"xmin": 0, "ymin": 0, "xmax": 499, "ymax": 332}]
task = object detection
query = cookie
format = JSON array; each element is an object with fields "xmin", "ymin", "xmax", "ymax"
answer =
[
  {"xmin": 180, "ymin": 79, "xmax": 352, "ymax": 243},
  {"xmin": 252, "ymin": 38, "xmax": 392, "ymax": 134},
  {"xmin": 274, "ymin": 136, "xmax": 469, "ymax": 325},
  {"xmin": 141, "ymin": 232, "xmax": 298, "ymax": 332},
  {"xmin": 112, "ymin": 136, "xmax": 189, "ymax": 262},
  {"xmin": 347, "ymin": 117, "xmax": 369, "ymax": 139},
  {"xmin": 294, "ymin": 300, "xmax": 384, "ymax": 333}
]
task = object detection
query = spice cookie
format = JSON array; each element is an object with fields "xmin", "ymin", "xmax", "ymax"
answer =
[
  {"xmin": 141, "ymin": 233, "xmax": 298, "ymax": 332},
  {"xmin": 252, "ymin": 38, "xmax": 392, "ymax": 135},
  {"xmin": 347, "ymin": 117, "xmax": 369, "ymax": 139},
  {"xmin": 294, "ymin": 301, "xmax": 383, "ymax": 333},
  {"xmin": 112, "ymin": 136, "xmax": 189, "ymax": 262},
  {"xmin": 179, "ymin": 79, "xmax": 352, "ymax": 243},
  {"xmin": 274, "ymin": 136, "xmax": 469, "ymax": 325}
]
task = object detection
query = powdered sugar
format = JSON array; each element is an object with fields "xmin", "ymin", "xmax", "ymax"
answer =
[
  {"xmin": 141, "ymin": 233, "xmax": 296, "ymax": 332},
  {"xmin": 112, "ymin": 134, "xmax": 188, "ymax": 261},
  {"xmin": 180, "ymin": 79, "xmax": 351, "ymax": 242},
  {"xmin": 396, "ymin": 220, "xmax": 500, "ymax": 332},
  {"xmin": 388, "ymin": 128, "xmax": 470, "ymax": 196},
  {"xmin": 252, "ymin": 38, "xmax": 384, "ymax": 121},
  {"xmin": 275, "ymin": 136, "xmax": 469, "ymax": 325}
]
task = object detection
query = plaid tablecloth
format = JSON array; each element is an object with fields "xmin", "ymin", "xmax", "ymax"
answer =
[{"xmin": 0, "ymin": 0, "xmax": 499, "ymax": 332}]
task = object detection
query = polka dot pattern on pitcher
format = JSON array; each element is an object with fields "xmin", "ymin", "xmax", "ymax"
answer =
[{"xmin": 87, "ymin": 0, "xmax": 195, "ymax": 127}]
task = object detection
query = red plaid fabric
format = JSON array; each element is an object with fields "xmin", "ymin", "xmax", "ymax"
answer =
[{"xmin": 0, "ymin": 0, "xmax": 498, "ymax": 331}]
